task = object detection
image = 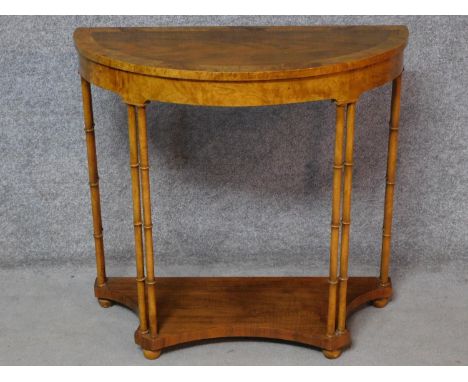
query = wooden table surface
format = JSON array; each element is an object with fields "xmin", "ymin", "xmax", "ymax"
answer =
[
  {"xmin": 74, "ymin": 26, "xmax": 408, "ymax": 81},
  {"xmin": 74, "ymin": 26, "xmax": 408, "ymax": 106}
]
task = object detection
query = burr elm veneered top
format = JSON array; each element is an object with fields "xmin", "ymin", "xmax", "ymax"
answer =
[{"xmin": 73, "ymin": 25, "xmax": 409, "ymax": 81}]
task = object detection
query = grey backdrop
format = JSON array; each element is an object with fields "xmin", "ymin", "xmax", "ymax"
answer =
[{"xmin": 1, "ymin": 16, "xmax": 467, "ymax": 276}]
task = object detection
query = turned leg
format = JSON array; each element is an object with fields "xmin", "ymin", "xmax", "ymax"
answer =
[
  {"xmin": 126, "ymin": 104, "xmax": 149, "ymax": 334},
  {"xmin": 80, "ymin": 77, "xmax": 112, "ymax": 306},
  {"xmin": 375, "ymin": 73, "xmax": 402, "ymax": 307},
  {"xmin": 136, "ymin": 104, "xmax": 158, "ymax": 339},
  {"xmin": 336, "ymin": 102, "xmax": 356, "ymax": 333},
  {"xmin": 325, "ymin": 102, "xmax": 346, "ymax": 342}
]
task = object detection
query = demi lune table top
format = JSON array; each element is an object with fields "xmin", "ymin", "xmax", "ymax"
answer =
[
  {"xmin": 74, "ymin": 26, "xmax": 408, "ymax": 81},
  {"xmin": 75, "ymin": 25, "xmax": 408, "ymax": 106}
]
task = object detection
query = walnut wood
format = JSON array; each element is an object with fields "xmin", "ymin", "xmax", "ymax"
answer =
[
  {"xmin": 80, "ymin": 77, "xmax": 107, "ymax": 287},
  {"xmin": 126, "ymin": 104, "xmax": 148, "ymax": 334},
  {"xmin": 337, "ymin": 102, "xmax": 356, "ymax": 334},
  {"xmin": 75, "ymin": 26, "xmax": 408, "ymax": 106},
  {"xmin": 95, "ymin": 276, "xmax": 392, "ymax": 354},
  {"xmin": 380, "ymin": 73, "xmax": 403, "ymax": 287},
  {"xmin": 136, "ymin": 105, "xmax": 158, "ymax": 338},
  {"xmin": 75, "ymin": 26, "xmax": 408, "ymax": 360},
  {"xmin": 326, "ymin": 103, "xmax": 345, "ymax": 336},
  {"xmin": 74, "ymin": 26, "xmax": 408, "ymax": 81}
]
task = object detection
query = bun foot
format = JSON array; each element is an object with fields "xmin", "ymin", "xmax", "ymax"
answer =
[
  {"xmin": 322, "ymin": 349, "xmax": 342, "ymax": 359},
  {"xmin": 143, "ymin": 349, "xmax": 161, "ymax": 360},
  {"xmin": 372, "ymin": 298, "xmax": 389, "ymax": 308},
  {"xmin": 98, "ymin": 298, "xmax": 114, "ymax": 308}
]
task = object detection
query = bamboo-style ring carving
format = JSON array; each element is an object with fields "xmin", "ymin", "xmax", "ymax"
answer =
[{"xmin": 84, "ymin": 123, "xmax": 95, "ymax": 133}]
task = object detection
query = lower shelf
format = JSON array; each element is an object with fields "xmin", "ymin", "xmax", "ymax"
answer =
[{"xmin": 95, "ymin": 276, "xmax": 392, "ymax": 355}]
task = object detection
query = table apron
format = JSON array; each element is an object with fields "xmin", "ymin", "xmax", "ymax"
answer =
[{"xmin": 79, "ymin": 53, "xmax": 403, "ymax": 107}]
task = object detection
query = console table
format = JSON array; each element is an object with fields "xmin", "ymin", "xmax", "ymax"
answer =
[{"xmin": 74, "ymin": 26, "xmax": 408, "ymax": 360}]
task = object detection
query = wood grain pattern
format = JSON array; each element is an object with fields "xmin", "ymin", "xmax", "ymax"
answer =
[
  {"xmin": 74, "ymin": 26, "xmax": 408, "ymax": 81},
  {"xmin": 95, "ymin": 276, "xmax": 392, "ymax": 353},
  {"xmin": 75, "ymin": 26, "xmax": 407, "ymax": 106},
  {"xmin": 75, "ymin": 26, "xmax": 407, "ymax": 360}
]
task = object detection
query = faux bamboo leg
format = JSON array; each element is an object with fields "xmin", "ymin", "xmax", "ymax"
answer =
[
  {"xmin": 136, "ymin": 104, "xmax": 158, "ymax": 339},
  {"xmin": 375, "ymin": 73, "xmax": 402, "ymax": 308},
  {"xmin": 336, "ymin": 102, "xmax": 356, "ymax": 333},
  {"xmin": 80, "ymin": 77, "xmax": 110, "ymax": 308},
  {"xmin": 126, "ymin": 104, "xmax": 148, "ymax": 334},
  {"xmin": 325, "ymin": 103, "xmax": 346, "ymax": 341}
]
